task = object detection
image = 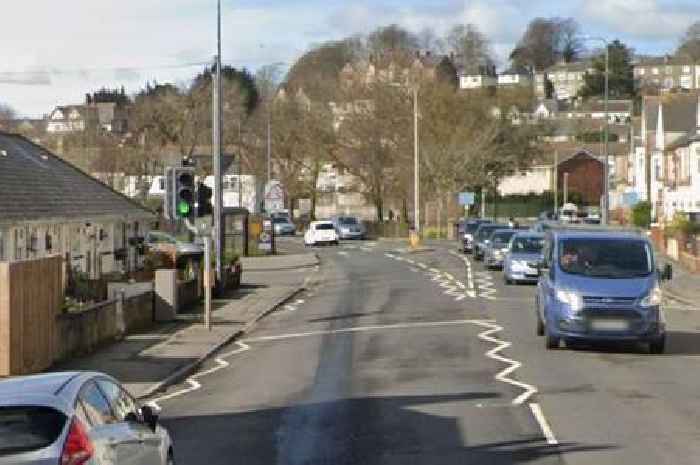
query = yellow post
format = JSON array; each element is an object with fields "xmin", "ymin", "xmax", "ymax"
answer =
[{"xmin": 409, "ymin": 229, "xmax": 420, "ymax": 249}]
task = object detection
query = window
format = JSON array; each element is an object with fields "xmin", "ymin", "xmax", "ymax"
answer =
[
  {"xmin": 14, "ymin": 229, "xmax": 21, "ymax": 260},
  {"xmin": 666, "ymin": 66, "xmax": 673, "ymax": 74},
  {"xmin": 655, "ymin": 161, "xmax": 662, "ymax": 180},
  {"xmin": 697, "ymin": 155, "xmax": 700, "ymax": 174},
  {"xmin": 664, "ymin": 77, "xmax": 674, "ymax": 89},
  {"xmin": 159, "ymin": 178, "xmax": 165, "ymax": 190},
  {"xmin": 78, "ymin": 381, "xmax": 117, "ymax": 425},
  {"xmin": 683, "ymin": 65, "xmax": 691, "ymax": 74},
  {"xmin": 96, "ymin": 380, "xmax": 138, "ymax": 422},
  {"xmin": 0, "ymin": 231, "xmax": 4, "ymax": 261},
  {"xmin": 45, "ymin": 233, "xmax": 52, "ymax": 251},
  {"xmin": 652, "ymin": 67, "xmax": 659, "ymax": 75},
  {"xmin": 639, "ymin": 68, "xmax": 646, "ymax": 75},
  {"xmin": 0, "ymin": 406, "xmax": 67, "ymax": 455}
]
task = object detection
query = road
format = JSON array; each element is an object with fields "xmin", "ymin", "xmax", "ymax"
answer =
[{"xmin": 153, "ymin": 237, "xmax": 700, "ymax": 465}]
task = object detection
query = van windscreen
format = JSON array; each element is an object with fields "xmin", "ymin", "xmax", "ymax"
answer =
[{"xmin": 559, "ymin": 238, "xmax": 652, "ymax": 278}]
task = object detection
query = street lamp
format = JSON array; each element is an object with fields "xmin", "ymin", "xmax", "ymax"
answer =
[
  {"xmin": 583, "ymin": 36, "xmax": 610, "ymax": 225},
  {"xmin": 390, "ymin": 83, "xmax": 420, "ymax": 233}
]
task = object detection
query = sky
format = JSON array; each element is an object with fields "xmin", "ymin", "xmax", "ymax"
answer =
[{"xmin": 1, "ymin": 0, "xmax": 699, "ymax": 117}]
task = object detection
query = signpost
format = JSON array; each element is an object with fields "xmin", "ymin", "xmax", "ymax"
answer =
[
  {"xmin": 264, "ymin": 181, "xmax": 285, "ymax": 213},
  {"xmin": 458, "ymin": 192, "xmax": 476, "ymax": 206}
]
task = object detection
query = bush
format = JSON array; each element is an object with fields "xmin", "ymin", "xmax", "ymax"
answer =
[
  {"xmin": 666, "ymin": 212, "xmax": 700, "ymax": 237},
  {"xmin": 422, "ymin": 227, "xmax": 448, "ymax": 239},
  {"xmin": 631, "ymin": 201, "xmax": 652, "ymax": 229}
]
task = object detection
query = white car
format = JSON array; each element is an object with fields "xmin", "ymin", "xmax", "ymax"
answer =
[{"xmin": 304, "ymin": 221, "xmax": 339, "ymax": 246}]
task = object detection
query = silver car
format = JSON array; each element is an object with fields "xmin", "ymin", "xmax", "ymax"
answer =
[
  {"xmin": 272, "ymin": 217, "xmax": 296, "ymax": 236},
  {"xmin": 0, "ymin": 371, "xmax": 174, "ymax": 465},
  {"xmin": 144, "ymin": 231, "xmax": 203, "ymax": 255},
  {"xmin": 483, "ymin": 229, "xmax": 517, "ymax": 269},
  {"xmin": 503, "ymin": 232, "xmax": 545, "ymax": 284},
  {"xmin": 332, "ymin": 216, "xmax": 366, "ymax": 240}
]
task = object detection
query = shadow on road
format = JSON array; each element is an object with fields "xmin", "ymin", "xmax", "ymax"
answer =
[
  {"xmin": 307, "ymin": 311, "xmax": 384, "ymax": 323},
  {"xmin": 163, "ymin": 392, "xmax": 616, "ymax": 465},
  {"xmin": 564, "ymin": 330, "xmax": 700, "ymax": 356}
]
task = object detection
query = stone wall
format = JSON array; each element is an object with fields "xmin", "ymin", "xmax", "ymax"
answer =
[{"xmin": 54, "ymin": 291, "xmax": 154, "ymax": 362}]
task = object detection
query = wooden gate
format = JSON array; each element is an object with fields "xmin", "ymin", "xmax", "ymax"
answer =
[{"xmin": 0, "ymin": 256, "xmax": 62, "ymax": 376}]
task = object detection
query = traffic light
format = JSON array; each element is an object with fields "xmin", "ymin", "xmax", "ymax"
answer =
[
  {"xmin": 172, "ymin": 167, "xmax": 195, "ymax": 220},
  {"xmin": 196, "ymin": 182, "xmax": 213, "ymax": 217}
]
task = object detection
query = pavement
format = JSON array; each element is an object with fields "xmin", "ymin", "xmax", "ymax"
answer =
[
  {"xmin": 56, "ymin": 252, "xmax": 319, "ymax": 399},
  {"xmin": 660, "ymin": 255, "xmax": 700, "ymax": 306},
  {"xmin": 144, "ymin": 237, "xmax": 700, "ymax": 465}
]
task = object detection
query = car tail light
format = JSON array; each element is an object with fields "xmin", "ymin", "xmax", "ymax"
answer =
[{"xmin": 61, "ymin": 417, "xmax": 93, "ymax": 465}]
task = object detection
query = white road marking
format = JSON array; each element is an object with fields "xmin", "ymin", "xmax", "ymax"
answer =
[
  {"xmin": 148, "ymin": 341, "xmax": 251, "ymax": 410},
  {"xmin": 417, "ymin": 263, "xmax": 428, "ymax": 269},
  {"xmin": 406, "ymin": 258, "xmax": 415, "ymax": 264},
  {"xmin": 410, "ymin": 267, "xmax": 420, "ymax": 272},
  {"xmin": 244, "ymin": 319, "xmax": 494, "ymax": 343},
  {"xmin": 529, "ymin": 403, "xmax": 558, "ymax": 445},
  {"xmin": 444, "ymin": 272, "xmax": 454, "ymax": 280},
  {"xmin": 470, "ymin": 320, "xmax": 537, "ymax": 405},
  {"xmin": 284, "ymin": 304, "xmax": 297, "ymax": 311},
  {"xmin": 455, "ymin": 282, "xmax": 466, "ymax": 289},
  {"xmin": 384, "ymin": 253, "xmax": 396, "ymax": 259},
  {"xmin": 337, "ymin": 251, "xmax": 348, "ymax": 256},
  {"xmin": 429, "ymin": 268, "xmax": 441, "ymax": 273}
]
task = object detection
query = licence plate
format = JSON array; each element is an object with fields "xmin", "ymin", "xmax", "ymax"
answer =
[{"xmin": 590, "ymin": 319, "xmax": 629, "ymax": 331}]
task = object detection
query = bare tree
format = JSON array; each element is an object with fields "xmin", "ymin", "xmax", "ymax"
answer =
[
  {"xmin": 367, "ymin": 24, "xmax": 419, "ymax": 55},
  {"xmin": 0, "ymin": 102, "xmax": 16, "ymax": 121},
  {"xmin": 510, "ymin": 17, "xmax": 582, "ymax": 70},
  {"xmin": 417, "ymin": 27, "xmax": 445, "ymax": 54},
  {"xmin": 447, "ymin": 24, "xmax": 493, "ymax": 69},
  {"xmin": 676, "ymin": 21, "xmax": 700, "ymax": 61}
]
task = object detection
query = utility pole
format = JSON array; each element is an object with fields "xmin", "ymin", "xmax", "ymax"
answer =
[
  {"xmin": 212, "ymin": 0, "xmax": 223, "ymax": 286},
  {"xmin": 554, "ymin": 150, "xmax": 559, "ymax": 215},
  {"xmin": 603, "ymin": 43, "xmax": 610, "ymax": 225},
  {"xmin": 563, "ymin": 172, "xmax": 569, "ymax": 205},
  {"xmin": 413, "ymin": 86, "xmax": 420, "ymax": 234}
]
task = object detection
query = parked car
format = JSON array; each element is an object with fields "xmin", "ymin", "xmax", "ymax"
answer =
[
  {"xmin": 484, "ymin": 229, "xmax": 517, "ymax": 269},
  {"xmin": 272, "ymin": 216, "xmax": 296, "ymax": 236},
  {"xmin": 144, "ymin": 231, "xmax": 203, "ymax": 254},
  {"xmin": 539, "ymin": 210, "xmax": 557, "ymax": 221},
  {"xmin": 461, "ymin": 219, "xmax": 490, "ymax": 254},
  {"xmin": 559, "ymin": 203, "xmax": 579, "ymax": 224},
  {"xmin": 473, "ymin": 223, "xmax": 508, "ymax": 261},
  {"xmin": 331, "ymin": 216, "xmax": 366, "ymax": 240},
  {"xmin": 536, "ymin": 229, "xmax": 672, "ymax": 353},
  {"xmin": 304, "ymin": 221, "xmax": 339, "ymax": 246},
  {"xmin": 503, "ymin": 232, "xmax": 545, "ymax": 284},
  {"xmin": 0, "ymin": 371, "xmax": 174, "ymax": 465}
]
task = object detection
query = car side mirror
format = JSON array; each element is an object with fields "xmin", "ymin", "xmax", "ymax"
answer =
[
  {"xmin": 661, "ymin": 263, "xmax": 673, "ymax": 281},
  {"xmin": 140, "ymin": 405, "xmax": 158, "ymax": 432}
]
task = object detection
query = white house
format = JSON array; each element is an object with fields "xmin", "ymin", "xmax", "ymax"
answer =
[
  {"xmin": 0, "ymin": 132, "xmax": 153, "ymax": 277},
  {"xmin": 46, "ymin": 106, "xmax": 90, "ymax": 133},
  {"xmin": 458, "ymin": 65, "xmax": 497, "ymax": 90},
  {"xmin": 497, "ymin": 67, "xmax": 532, "ymax": 88}
]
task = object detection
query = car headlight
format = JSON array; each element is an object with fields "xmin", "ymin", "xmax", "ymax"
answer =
[
  {"xmin": 640, "ymin": 285, "xmax": 662, "ymax": 307},
  {"xmin": 464, "ymin": 233, "xmax": 473, "ymax": 241},
  {"xmin": 341, "ymin": 227, "xmax": 350, "ymax": 233},
  {"xmin": 494, "ymin": 250, "xmax": 504, "ymax": 258},
  {"xmin": 556, "ymin": 289, "xmax": 583, "ymax": 312}
]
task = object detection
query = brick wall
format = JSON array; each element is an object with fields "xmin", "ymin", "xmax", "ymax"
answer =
[{"xmin": 558, "ymin": 155, "xmax": 604, "ymax": 206}]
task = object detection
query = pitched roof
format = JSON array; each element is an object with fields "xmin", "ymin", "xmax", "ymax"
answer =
[
  {"xmin": 634, "ymin": 55, "xmax": 697, "ymax": 66},
  {"xmin": 0, "ymin": 131, "xmax": 153, "ymax": 223},
  {"xmin": 644, "ymin": 93, "xmax": 697, "ymax": 133},
  {"xmin": 540, "ymin": 142, "xmax": 630, "ymax": 165},
  {"xmin": 546, "ymin": 61, "xmax": 592, "ymax": 73},
  {"xmin": 575, "ymin": 99, "xmax": 632, "ymax": 113}
]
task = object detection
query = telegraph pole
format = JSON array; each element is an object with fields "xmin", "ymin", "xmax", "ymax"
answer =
[{"xmin": 212, "ymin": 0, "xmax": 223, "ymax": 286}]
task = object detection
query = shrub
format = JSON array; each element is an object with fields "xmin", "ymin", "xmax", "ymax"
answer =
[{"xmin": 631, "ymin": 201, "xmax": 652, "ymax": 228}]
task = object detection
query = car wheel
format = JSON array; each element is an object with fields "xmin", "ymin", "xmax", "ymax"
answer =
[
  {"xmin": 536, "ymin": 313, "xmax": 545, "ymax": 336},
  {"xmin": 504, "ymin": 275, "xmax": 511, "ymax": 285},
  {"xmin": 545, "ymin": 326, "xmax": 559, "ymax": 349},
  {"xmin": 649, "ymin": 337, "xmax": 665, "ymax": 354}
]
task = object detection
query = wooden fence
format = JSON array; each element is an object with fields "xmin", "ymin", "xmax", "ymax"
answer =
[{"xmin": 0, "ymin": 256, "xmax": 62, "ymax": 376}]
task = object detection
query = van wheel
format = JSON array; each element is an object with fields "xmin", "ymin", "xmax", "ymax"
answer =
[
  {"xmin": 649, "ymin": 337, "xmax": 665, "ymax": 354},
  {"xmin": 536, "ymin": 314, "xmax": 545, "ymax": 336},
  {"xmin": 167, "ymin": 449, "xmax": 176, "ymax": 465},
  {"xmin": 545, "ymin": 327, "xmax": 560, "ymax": 349}
]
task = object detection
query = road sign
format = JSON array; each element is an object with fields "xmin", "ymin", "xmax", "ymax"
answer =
[
  {"xmin": 264, "ymin": 181, "xmax": 285, "ymax": 212},
  {"xmin": 458, "ymin": 192, "xmax": 475, "ymax": 206}
]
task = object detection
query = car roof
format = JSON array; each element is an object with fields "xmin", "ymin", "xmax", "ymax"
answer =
[
  {"xmin": 549, "ymin": 228, "xmax": 647, "ymax": 240},
  {"xmin": 513, "ymin": 231, "xmax": 545, "ymax": 238},
  {"xmin": 0, "ymin": 372, "xmax": 109, "ymax": 411},
  {"xmin": 491, "ymin": 228, "xmax": 515, "ymax": 235}
]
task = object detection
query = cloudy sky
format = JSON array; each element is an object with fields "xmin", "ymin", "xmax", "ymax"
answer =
[{"xmin": 1, "ymin": 0, "xmax": 698, "ymax": 117}]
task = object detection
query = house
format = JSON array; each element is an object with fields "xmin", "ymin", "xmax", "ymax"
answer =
[
  {"xmin": 633, "ymin": 55, "xmax": 700, "ymax": 92},
  {"xmin": 458, "ymin": 64, "xmax": 497, "ymax": 90},
  {"xmin": 626, "ymin": 93, "xmax": 697, "ymax": 219},
  {"xmin": 536, "ymin": 61, "xmax": 595, "ymax": 101},
  {"xmin": 659, "ymin": 95, "xmax": 700, "ymax": 221},
  {"xmin": 531, "ymin": 99, "xmax": 559, "ymax": 119},
  {"xmin": 0, "ymin": 131, "xmax": 154, "ymax": 277},
  {"xmin": 562, "ymin": 99, "xmax": 632, "ymax": 123},
  {"xmin": 497, "ymin": 67, "xmax": 532, "ymax": 88},
  {"xmin": 46, "ymin": 105, "xmax": 93, "ymax": 134}
]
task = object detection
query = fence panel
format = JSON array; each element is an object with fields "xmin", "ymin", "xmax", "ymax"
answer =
[{"xmin": 0, "ymin": 256, "xmax": 62, "ymax": 376}]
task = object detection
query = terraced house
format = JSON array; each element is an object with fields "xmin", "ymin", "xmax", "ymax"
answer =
[{"xmin": 0, "ymin": 131, "xmax": 153, "ymax": 277}]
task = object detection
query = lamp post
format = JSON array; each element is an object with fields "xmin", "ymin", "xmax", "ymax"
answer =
[
  {"xmin": 389, "ymin": 82, "xmax": 420, "ymax": 233},
  {"xmin": 583, "ymin": 36, "xmax": 610, "ymax": 224}
]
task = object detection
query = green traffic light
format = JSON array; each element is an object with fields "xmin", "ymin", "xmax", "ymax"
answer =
[{"xmin": 177, "ymin": 200, "xmax": 190, "ymax": 216}]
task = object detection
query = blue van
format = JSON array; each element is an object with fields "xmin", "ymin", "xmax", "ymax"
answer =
[{"xmin": 536, "ymin": 229, "xmax": 672, "ymax": 353}]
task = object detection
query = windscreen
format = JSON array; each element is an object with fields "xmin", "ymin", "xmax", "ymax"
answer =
[
  {"xmin": 492, "ymin": 231, "xmax": 516, "ymax": 245},
  {"xmin": 315, "ymin": 223, "xmax": 335, "ymax": 230},
  {"xmin": 0, "ymin": 406, "xmax": 67, "ymax": 455},
  {"xmin": 477, "ymin": 225, "xmax": 501, "ymax": 240},
  {"xmin": 339, "ymin": 217, "xmax": 358, "ymax": 225},
  {"xmin": 512, "ymin": 236, "xmax": 544, "ymax": 253},
  {"xmin": 559, "ymin": 238, "xmax": 652, "ymax": 278},
  {"xmin": 466, "ymin": 222, "xmax": 483, "ymax": 233},
  {"xmin": 273, "ymin": 218, "xmax": 287, "ymax": 224}
]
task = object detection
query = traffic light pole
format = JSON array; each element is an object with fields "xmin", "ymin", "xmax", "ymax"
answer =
[{"xmin": 212, "ymin": 0, "xmax": 224, "ymax": 291}]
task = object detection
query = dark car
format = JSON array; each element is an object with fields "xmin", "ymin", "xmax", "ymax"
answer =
[
  {"xmin": 461, "ymin": 219, "xmax": 490, "ymax": 254},
  {"xmin": 473, "ymin": 223, "xmax": 508, "ymax": 261}
]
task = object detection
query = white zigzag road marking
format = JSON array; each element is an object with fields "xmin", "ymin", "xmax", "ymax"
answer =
[
  {"xmin": 470, "ymin": 321, "xmax": 537, "ymax": 405},
  {"xmin": 148, "ymin": 341, "xmax": 251, "ymax": 410}
]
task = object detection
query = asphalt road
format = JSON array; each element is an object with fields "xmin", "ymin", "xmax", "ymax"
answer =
[{"xmin": 153, "ymin": 237, "xmax": 700, "ymax": 465}]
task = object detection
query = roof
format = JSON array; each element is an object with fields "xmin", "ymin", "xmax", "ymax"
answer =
[
  {"xmin": 644, "ymin": 94, "xmax": 698, "ymax": 133},
  {"xmin": 546, "ymin": 61, "xmax": 592, "ymax": 73},
  {"xmin": 541, "ymin": 142, "xmax": 630, "ymax": 165},
  {"xmin": 0, "ymin": 132, "xmax": 153, "ymax": 223},
  {"xmin": 0, "ymin": 372, "xmax": 81, "ymax": 398},
  {"xmin": 634, "ymin": 55, "xmax": 697, "ymax": 66}
]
